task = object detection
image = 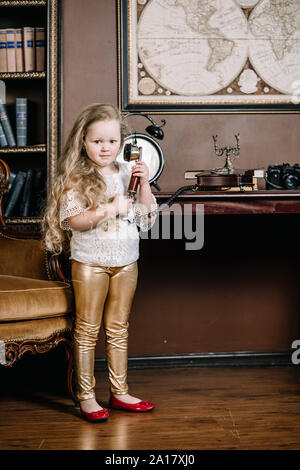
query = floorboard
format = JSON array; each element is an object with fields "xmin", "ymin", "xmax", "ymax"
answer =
[{"xmin": 1, "ymin": 365, "xmax": 300, "ymax": 450}]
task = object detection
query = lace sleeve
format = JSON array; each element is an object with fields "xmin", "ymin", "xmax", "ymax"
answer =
[
  {"xmin": 117, "ymin": 162, "xmax": 158, "ymax": 231},
  {"xmin": 60, "ymin": 190, "xmax": 86, "ymax": 230},
  {"xmin": 134, "ymin": 193, "xmax": 158, "ymax": 232}
]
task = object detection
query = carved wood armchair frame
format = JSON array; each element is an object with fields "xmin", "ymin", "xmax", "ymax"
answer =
[{"xmin": 0, "ymin": 159, "xmax": 76, "ymax": 403}]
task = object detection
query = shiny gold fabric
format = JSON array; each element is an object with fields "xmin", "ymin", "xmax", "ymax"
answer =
[
  {"xmin": 0, "ymin": 274, "xmax": 74, "ymax": 321},
  {"xmin": 0, "ymin": 235, "xmax": 49, "ymax": 279},
  {"xmin": 71, "ymin": 260, "xmax": 138, "ymax": 401},
  {"xmin": 0, "ymin": 316, "xmax": 73, "ymax": 342}
]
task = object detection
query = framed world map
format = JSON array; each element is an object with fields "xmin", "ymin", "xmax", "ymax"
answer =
[{"xmin": 117, "ymin": 0, "xmax": 300, "ymax": 113}]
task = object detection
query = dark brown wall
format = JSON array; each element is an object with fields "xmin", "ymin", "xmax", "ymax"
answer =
[
  {"xmin": 63, "ymin": 0, "xmax": 300, "ymax": 357},
  {"xmin": 63, "ymin": 0, "xmax": 300, "ymax": 191}
]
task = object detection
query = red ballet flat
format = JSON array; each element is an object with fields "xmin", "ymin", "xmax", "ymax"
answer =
[
  {"xmin": 79, "ymin": 406, "xmax": 109, "ymax": 423},
  {"xmin": 109, "ymin": 396, "xmax": 156, "ymax": 412}
]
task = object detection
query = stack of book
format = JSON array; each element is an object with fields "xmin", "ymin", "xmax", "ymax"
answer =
[
  {"xmin": 0, "ymin": 27, "xmax": 45, "ymax": 73},
  {"xmin": 0, "ymin": 98, "xmax": 28, "ymax": 147},
  {"xmin": 2, "ymin": 167, "xmax": 46, "ymax": 217}
]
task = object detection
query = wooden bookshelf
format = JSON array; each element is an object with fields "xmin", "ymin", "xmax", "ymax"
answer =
[
  {"xmin": 0, "ymin": 71, "xmax": 46, "ymax": 79},
  {"xmin": 0, "ymin": 1, "xmax": 46, "ymax": 6},
  {"xmin": 0, "ymin": 144, "xmax": 46, "ymax": 153},
  {"xmin": 0, "ymin": 0, "xmax": 60, "ymax": 223}
]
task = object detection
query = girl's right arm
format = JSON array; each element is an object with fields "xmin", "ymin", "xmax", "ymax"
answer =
[{"xmin": 67, "ymin": 194, "xmax": 133, "ymax": 231}]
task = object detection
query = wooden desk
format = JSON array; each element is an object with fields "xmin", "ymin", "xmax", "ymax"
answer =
[
  {"xmin": 125, "ymin": 194, "xmax": 300, "ymax": 362},
  {"xmin": 154, "ymin": 190, "xmax": 300, "ymax": 215}
]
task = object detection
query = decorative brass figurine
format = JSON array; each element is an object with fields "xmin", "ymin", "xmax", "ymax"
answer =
[{"xmin": 212, "ymin": 133, "xmax": 240, "ymax": 174}]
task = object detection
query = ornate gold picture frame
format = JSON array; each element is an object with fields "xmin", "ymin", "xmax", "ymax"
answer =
[{"xmin": 118, "ymin": 0, "xmax": 300, "ymax": 114}]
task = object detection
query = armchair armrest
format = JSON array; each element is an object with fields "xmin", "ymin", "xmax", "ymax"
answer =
[
  {"xmin": 47, "ymin": 251, "xmax": 71, "ymax": 283},
  {"xmin": 47, "ymin": 234, "xmax": 72, "ymax": 283}
]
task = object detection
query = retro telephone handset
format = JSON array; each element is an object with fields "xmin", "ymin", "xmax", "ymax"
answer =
[
  {"xmin": 122, "ymin": 112, "xmax": 166, "ymax": 199},
  {"xmin": 121, "ymin": 113, "xmax": 198, "ymax": 222},
  {"xmin": 123, "ymin": 133, "xmax": 143, "ymax": 199}
]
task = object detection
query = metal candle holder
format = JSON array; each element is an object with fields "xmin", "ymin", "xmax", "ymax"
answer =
[{"xmin": 211, "ymin": 133, "xmax": 240, "ymax": 174}]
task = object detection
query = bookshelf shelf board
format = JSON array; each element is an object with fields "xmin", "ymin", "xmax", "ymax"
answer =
[
  {"xmin": 0, "ymin": 145, "xmax": 46, "ymax": 153},
  {"xmin": 0, "ymin": 1, "xmax": 46, "ymax": 6},
  {"xmin": 4, "ymin": 216, "xmax": 42, "ymax": 224},
  {"xmin": 0, "ymin": 72, "xmax": 46, "ymax": 80}
]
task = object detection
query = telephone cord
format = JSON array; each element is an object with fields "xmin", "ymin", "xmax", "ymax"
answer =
[{"xmin": 136, "ymin": 184, "xmax": 199, "ymax": 224}]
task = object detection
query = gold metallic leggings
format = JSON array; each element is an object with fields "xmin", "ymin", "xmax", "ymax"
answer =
[{"xmin": 71, "ymin": 260, "xmax": 138, "ymax": 401}]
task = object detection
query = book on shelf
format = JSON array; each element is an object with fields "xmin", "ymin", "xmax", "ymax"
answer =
[
  {"xmin": 0, "ymin": 27, "xmax": 46, "ymax": 74},
  {"xmin": 2, "ymin": 168, "xmax": 42, "ymax": 217},
  {"xmin": 0, "ymin": 80, "xmax": 5, "ymax": 105},
  {"xmin": 19, "ymin": 168, "xmax": 34, "ymax": 217},
  {"xmin": 0, "ymin": 98, "xmax": 30, "ymax": 148},
  {"xmin": 23, "ymin": 27, "xmax": 35, "ymax": 72},
  {"xmin": 35, "ymin": 27, "xmax": 45, "ymax": 72},
  {"xmin": 15, "ymin": 28, "xmax": 24, "ymax": 72},
  {"xmin": 8, "ymin": 171, "xmax": 17, "ymax": 188},
  {"xmin": 6, "ymin": 29, "xmax": 16, "ymax": 73},
  {"xmin": 0, "ymin": 29, "xmax": 7, "ymax": 73},
  {"xmin": 0, "ymin": 120, "xmax": 8, "ymax": 147},
  {"xmin": 3, "ymin": 169, "xmax": 27, "ymax": 217},
  {"xmin": 16, "ymin": 97, "xmax": 27, "ymax": 146},
  {"xmin": 0, "ymin": 99, "xmax": 16, "ymax": 147}
]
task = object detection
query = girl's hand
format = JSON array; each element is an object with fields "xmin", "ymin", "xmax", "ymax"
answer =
[
  {"xmin": 132, "ymin": 161, "xmax": 150, "ymax": 187},
  {"xmin": 112, "ymin": 194, "xmax": 133, "ymax": 216}
]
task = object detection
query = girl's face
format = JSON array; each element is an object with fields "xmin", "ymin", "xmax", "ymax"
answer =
[{"xmin": 84, "ymin": 119, "xmax": 121, "ymax": 170}]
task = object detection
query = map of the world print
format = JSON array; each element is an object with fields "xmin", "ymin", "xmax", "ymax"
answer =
[{"xmin": 119, "ymin": 0, "xmax": 300, "ymax": 112}]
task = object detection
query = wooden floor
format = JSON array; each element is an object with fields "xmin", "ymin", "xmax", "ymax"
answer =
[{"xmin": 1, "ymin": 358, "xmax": 300, "ymax": 450}]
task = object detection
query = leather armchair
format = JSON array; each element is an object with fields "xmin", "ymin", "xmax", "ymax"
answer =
[{"xmin": 0, "ymin": 159, "xmax": 76, "ymax": 402}]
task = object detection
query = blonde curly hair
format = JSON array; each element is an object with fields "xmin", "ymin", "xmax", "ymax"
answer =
[{"xmin": 42, "ymin": 103, "xmax": 128, "ymax": 254}]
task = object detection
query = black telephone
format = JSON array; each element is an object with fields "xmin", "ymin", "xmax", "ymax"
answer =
[
  {"xmin": 122, "ymin": 133, "xmax": 198, "ymax": 223},
  {"xmin": 122, "ymin": 127, "xmax": 198, "ymax": 221},
  {"xmin": 121, "ymin": 113, "xmax": 166, "ymax": 198},
  {"xmin": 121, "ymin": 114, "xmax": 198, "ymax": 220}
]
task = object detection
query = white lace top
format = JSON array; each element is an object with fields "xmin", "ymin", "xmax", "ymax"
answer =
[{"xmin": 59, "ymin": 162, "xmax": 157, "ymax": 267}]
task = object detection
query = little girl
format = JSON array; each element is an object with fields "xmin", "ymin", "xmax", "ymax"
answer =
[{"xmin": 43, "ymin": 103, "xmax": 157, "ymax": 422}]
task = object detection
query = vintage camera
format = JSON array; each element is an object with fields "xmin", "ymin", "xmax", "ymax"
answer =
[{"xmin": 265, "ymin": 163, "xmax": 300, "ymax": 190}]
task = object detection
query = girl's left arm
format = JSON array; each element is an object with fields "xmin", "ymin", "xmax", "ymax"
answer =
[
  {"xmin": 132, "ymin": 161, "xmax": 156, "ymax": 213},
  {"xmin": 131, "ymin": 161, "xmax": 157, "ymax": 229}
]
